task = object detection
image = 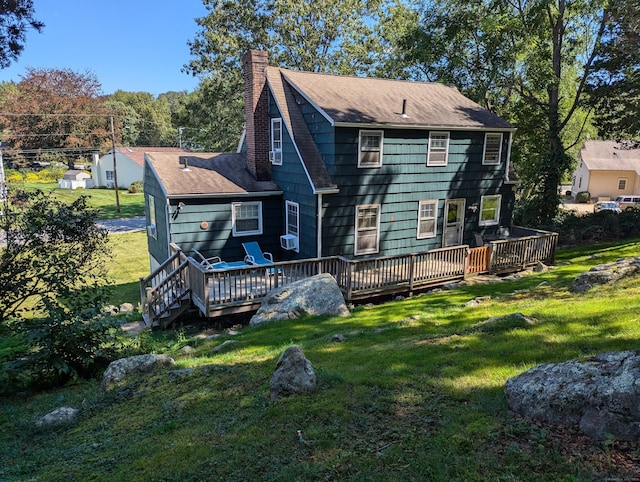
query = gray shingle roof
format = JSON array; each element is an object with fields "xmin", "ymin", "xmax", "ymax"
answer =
[
  {"xmin": 145, "ymin": 152, "xmax": 281, "ymax": 197},
  {"xmin": 278, "ymin": 68, "xmax": 515, "ymax": 130},
  {"xmin": 580, "ymin": 140, "xmax": 640, "ymax": 173}
]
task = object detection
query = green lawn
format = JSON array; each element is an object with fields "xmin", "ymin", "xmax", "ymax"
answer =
[
  {"xmin": 1, "ymin": 240, "xmax": 640, "ymax": 480},
  {"xmin": 13, "ymin": 181, "xmax": 145, "ymax": 219},
  {"xmin": 108, "ymin": 231, "xmax": 150, "ymax": 307}
]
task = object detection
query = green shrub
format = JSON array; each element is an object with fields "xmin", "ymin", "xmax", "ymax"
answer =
[
  {"xmin": 576, "ymin": 191, "xmax": 591, "ymax": 203},
  {"xmin": 3, "ymin": 310, "xmax": 123, "ymax": 390},
  {"xmin": 128, "ymin": 181, "xmax": 143, "ymax": 193}
]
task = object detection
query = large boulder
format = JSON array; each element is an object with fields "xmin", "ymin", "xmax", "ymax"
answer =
[
  {"xmin": 270, "ymin": 346, "xmax": 317, "ymax": 401},
  {"xmin": 101, "ymin": 354, "xmax": 175, "ymax": 390},
  {"xmin": 250, "ymin": 273, "xmax": 350, "ymax": 326},
  {"xmin": 572, "ymin": 257, "xmax": 640, "ymax": 292},
  {"xmin": 505, "ymin": 351, "xmax": 640, "ymax": 441}
]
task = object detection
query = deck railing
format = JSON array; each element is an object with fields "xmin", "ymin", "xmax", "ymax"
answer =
[
  {"xmin": 140, "ymin": 248, "xmax": 190, "ymax": 325},
  {"xmin": 140, "ymin": 227, "xmax": 558, "ymax": 321},
  {"xmin": 489, "ymin": 227, "xmax": 558, "ymax": 272}
]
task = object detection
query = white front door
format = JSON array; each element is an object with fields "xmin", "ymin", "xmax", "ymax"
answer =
[{"xmin": 443, "ymin": 199, "xmax": 465, "ymax": 247}]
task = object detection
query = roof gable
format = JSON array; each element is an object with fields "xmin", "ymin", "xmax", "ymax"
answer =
[
  {"xmin": 266, "ymin": 67, "xmax": 336, "ymax": 192},
  {"xmin": 278, "ymin": 68, "xmax": 514, "ymax": 130}
]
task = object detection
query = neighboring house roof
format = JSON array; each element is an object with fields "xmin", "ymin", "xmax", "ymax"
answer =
[
  {"xmin": 146, "ymin": 152, "xmax": 281, "ymax": 198},
  {"xmin": 266, "ymin": 67, "xmax": 336, "ymax": 192},
  {"xmin": 580, "ymin": 140, "xmax": 640, "ymax": 174},
  {"xmin": 63, "ymin": 170, "xmax": 90, "ymax": 180},
  {"xmin": 113, "ymin": 147, "xmax": 188, "ymax": 167},
  {"xmin": 277, "ymin": 68, "xmax": 515, "ymax": 130}
]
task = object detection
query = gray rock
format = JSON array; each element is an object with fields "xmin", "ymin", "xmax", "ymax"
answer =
[
  {"xmin": 213, "ymin": 340, "xmax": 239, "ymax": 353},
  {"xmin": 505, "ymin": 351, "xmax": 640, "ymax": 441},
  {"xmin": 475, "ymin": 313, "xmax": 536, "ymax": 333},
  {"xmin": 36, "ymin": 407, "xmax": 79, "ymax": 429},
  {"xmin": 534, "ymin": 261, "xmax": 548, "ymax": 272},
  {"xmin": 572, "ymin": 257, "xmax": 640, "ymax": 292},
  {"xmin": 119, "ymin": 303, "xmax": 134, "ymax": 314},
  {"xmin": 331, "ymin": 334, "xmax": 345, "ymax": 342},
  {"xmin": 270, "ymin": 346, "xmax": 317, "ymax": 401},
  {"xmin": 101, "ymin": 354, "xmax": 175, "ymax": 390},
  {"xmin": 250, "ymin": 273, "xmax": 350, "ymax": 326}
]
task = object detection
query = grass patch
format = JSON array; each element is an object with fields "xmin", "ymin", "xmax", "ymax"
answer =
[
  {"xmin": 1, "ymin": 240, "xmax": 640, "ymax": 480},
  {"xmin": 107, "ymin": 231, "xmax": 150, "ymax": 307},
  {"xmin": 14, "ymin": 182, "xmax": 144, "ymax": 219}
]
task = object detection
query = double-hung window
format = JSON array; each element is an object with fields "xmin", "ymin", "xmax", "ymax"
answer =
[
  {"xmin": 106, "ymin": 170, "xmax": 114, "ymax": 181},
  {"xmin": 618, "ymin": 178, "xmax": 627, "ymax": 190},
  {"xmin": 270, "ymin": 118, "xmax": 283, "ymax": 165},
  {"xmin": 358, "ymin": 130, "xmax": 383, "ymax": 168},
  {"xmin": 285, "ymin": 201, "xmax": 300, "ymax": 252},
  {"xmin": 355, "ymin": 204, "xmax": 380, "ymax": 255},
  {"xmin": 232, "ymin": 201, "xmax": 263, "ymax": 236},
  {"xmin": 483, "ymin": 133, "xmax": 503, "ymax": 165},
  {"xmin": 417, "ymin": 200, "xmax": 438, "ymax": 239},
  {"xmin": 427, "ymin": 132, "xmax": 449, "ymax": 166},
  {"xmin": 479, "ymin": 195, "xmax": 501, "ymax": 227}
]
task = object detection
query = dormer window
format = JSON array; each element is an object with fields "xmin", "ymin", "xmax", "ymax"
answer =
[{"xmin": 358, "ymin": 130, "xmax": 383, "ymax": 168}]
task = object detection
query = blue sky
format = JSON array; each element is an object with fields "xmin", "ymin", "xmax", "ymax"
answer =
[{"xmin": 0, "ymin": 1, "xmax": 208, "ymax": 96}]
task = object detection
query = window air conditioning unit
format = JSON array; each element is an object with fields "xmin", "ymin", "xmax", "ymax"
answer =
[
  {"xmin": 280, "ymin": 234, "xmax": 298, "ymax": 250},
  {"xmin": 269, "ymin": 150, "xmax": 282, "ymax": 165},
  {"xmin": 147, "ymin": 225, "xmax": 157, "ymax": 237}
]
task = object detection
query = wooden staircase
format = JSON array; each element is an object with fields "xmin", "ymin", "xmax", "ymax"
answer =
[{"xmin": 140, "ymin": 249, "xmax": 192, "ymax": 329}]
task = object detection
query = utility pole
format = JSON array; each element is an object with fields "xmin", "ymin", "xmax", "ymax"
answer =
[
  {"xmin": 178, "ymin": 127, "xmax": 183, "ymax": 149},
  {"xmin": 110, "ymin": 116, "xmax": 121, "ymax": 214}
]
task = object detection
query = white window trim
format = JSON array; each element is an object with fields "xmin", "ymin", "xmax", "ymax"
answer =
[
  {"xmin": 358, "ymin": 130, "xmax": 383, "ymax": 168},
  {"xmin": 355, "ymin": 204, "xmax": 381, "ymax": 256},
  {"xmin": 483, "ymin": 132, "xmax": 503, "ymax": 165},
  {"xmin": 427, "ymin": 131, "xmax": 450, "ymax": 166},
  {"xmin": 147, "ymin": 195, "xmax": 157, "ymax": 239},
  {"xmin": 270, "ymin": 118, "xmax": 283, "ymax": 165},
  {"xmin": 618, "ymin": 178, "xmax": 628, "ymax": 191},
  {"xmin": 479, "ymin": 194, "xmax": 501, "ymax": 227},
  {"xmin": 231, "ymin": 201, "xmax": 263, "ymax": 237},
  {"xmin": 417, "ymin": 199, "xmax": 438, "ymax": 239},
  {"xmin": 285, "ymin": 200, "xmax": 300, "ymax": 253}
]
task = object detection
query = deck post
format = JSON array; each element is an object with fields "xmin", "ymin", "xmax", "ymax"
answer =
[{"xmin": 408, "ymin": 254, "xmax": 415, "ymax": 294}]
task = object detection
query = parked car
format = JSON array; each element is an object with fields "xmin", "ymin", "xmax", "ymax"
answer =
[
  {"xmin": 615, "ymin": 195, "xmax": 640, "ymax": 211},
  {"xmin": 595, "ymin": 201, "xmax": 622, "ymax": 213}
]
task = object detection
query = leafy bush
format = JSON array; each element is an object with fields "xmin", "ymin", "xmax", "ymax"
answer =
[
  {"xmin": 545, "ymin": 209, "xmax": 640, "ymax": 245},
  {"xmin": 38, "ymin": 166, "xmax": 67, "ymax": 182},
  {"xmin": 2, "ymin": 310, "xmax": 123, "ymax": 390},
  {"xmin": 576, "ymin": 191, "xmax": 591, "ymax": 203},
  {"xmin": 5, "ymin": 169, "xmax": 24, "ymax": 182},
  {"xmin": 128, "ymin": 181, "xmax": 143, "ymax": 193}
]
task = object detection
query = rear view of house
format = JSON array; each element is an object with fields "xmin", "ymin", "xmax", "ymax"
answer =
[{"xmin": 144, "ymin": 50, "xmax": 517, "ymax": 270}]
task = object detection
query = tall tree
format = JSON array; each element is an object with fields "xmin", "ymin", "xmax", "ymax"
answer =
[
  {"xmin": 394, "ymin": 0, "xmax": 610, "ymax": 225},
  {"xmin": 183, "ymin": 0, "xmax": 393, "ymax": 153},
  {"xmin": 107, "ymin": 90, "xmax": 175, "ymax": 146},
  {"xmin": 587, "ymin": 1, "xmax": 640, "ymax": 141},
  {"xmin": 0, "ymin": 68, "xmax": 110, "ymax": 165},
  {"xmin": 0, "ymin": 0, "xmax": 44, "ymax": 68}
]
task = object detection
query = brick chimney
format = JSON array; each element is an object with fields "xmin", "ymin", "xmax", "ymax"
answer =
[{"xmin": 242, "ymin": 50, "xmax": 271, "ymax": 181}]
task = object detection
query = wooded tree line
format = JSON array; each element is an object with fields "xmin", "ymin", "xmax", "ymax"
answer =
[{"xmin": 1, "ymin": 0, "xmax": 639, "ymax": 224}]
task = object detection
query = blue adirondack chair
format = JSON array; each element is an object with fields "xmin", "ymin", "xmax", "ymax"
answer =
[{"xmin": 242, "ymin": 241, "xmax": 274, "ymax": 266}]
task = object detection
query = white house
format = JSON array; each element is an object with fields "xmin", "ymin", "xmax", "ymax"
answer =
[
  {"xmin": 571, "ymin": 140, "xmax": 640, "ymax": 200},
  {"xmin": 57, "ymin": 170, "xmax": 93, "ymax": 190},
  {"xmin": 92, "ymin": 147, "xmax": 187, "ymax": 189}
]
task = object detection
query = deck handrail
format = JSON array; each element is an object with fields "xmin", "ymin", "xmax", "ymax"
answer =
[{"xmin": 142, "ymin": 228, "xmax": 558, "ymax": 321}]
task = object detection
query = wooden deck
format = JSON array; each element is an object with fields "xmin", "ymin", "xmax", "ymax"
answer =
[{"xmin": 141, "ymin": 226, "xmax": 558, "ymax": 326}]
